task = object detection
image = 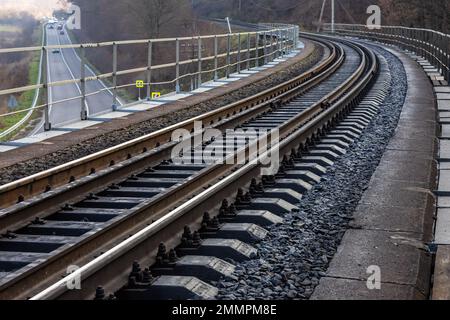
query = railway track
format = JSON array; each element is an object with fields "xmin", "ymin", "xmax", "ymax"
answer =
[{"xmin": 0, "ymin": 34, "xmax": 379, "ymax": 300}]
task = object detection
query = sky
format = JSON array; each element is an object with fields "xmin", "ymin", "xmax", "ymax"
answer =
[{"xmin": 0, "ymin": 0, "xmax": 67, "ymax": 18}]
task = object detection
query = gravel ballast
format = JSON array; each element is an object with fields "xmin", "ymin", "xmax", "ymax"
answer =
[
  {"xmin": 215, "ymin": 45, "xmax": 408, "ymax": 300},
  {"xmin": 0, "ymin": 46, "xmax": 324, "ymax": 186}
]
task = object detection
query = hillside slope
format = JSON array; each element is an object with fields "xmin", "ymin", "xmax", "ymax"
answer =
[{"xmin": 195, "ymin": 0, "xmax": 449, "ymax": 33}]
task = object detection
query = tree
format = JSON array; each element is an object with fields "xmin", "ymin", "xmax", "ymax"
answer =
[{"xmin": 127, "ymin": 0, "xmax": 193, "ymax": 38}]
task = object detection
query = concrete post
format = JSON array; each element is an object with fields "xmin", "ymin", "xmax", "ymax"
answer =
[
  {"xmin": 255, "ymin": 32, "xmax": 259, "ymax": 68},
  {"xmin": 214, "ymin": 35, "xmax": 218, "ymax": 81},
  {"xmin": 175, "ymin": 38, "xmax": 180, "ymax": 93},
  {"xmin": 237, "ymin": 33, "xmax": 241, "ymax": 73},
  {"xmin": 263, "ymin": 31, "xmax": 267, "ymax": 64},
  {"xmin": 80, "ymin": 45, "xmax": 87, "ymax": 120},
  {"xmin": 226, "ymin": 34, "xmax": 231, "ymax": 78},
  {"xmin": 277, "ymin": 29, "xmax": 281, "ymax": 58},
  {"xmin": 197, "ymin": 36, "xmax": 202, "ymax": 87},
  {"xmin": 42, "ymin": 46, "xmax": 51, "ymax": 131},
  {"xmin": 146, "ymin": 41, "xmax": 152, "ymax": 100},
  {"xmin": 247, "ymin": 32, "xmax": 251, "ymax": 70},
  {"xmin": 271, "ymin": 33, "xmax": 275, "ymax": 61},
  {"xmin": 439, "ymin": 34, "xmax": 444, "ymax": 75},
  {"xmin": 112, "ymin": 42, "xmax": 118, "ymax": 111}
]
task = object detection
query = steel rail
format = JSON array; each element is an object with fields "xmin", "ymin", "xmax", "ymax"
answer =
[
  {"xmin": 0, "ymin": 37, "xmax": 346, "ymax": 299},
  {"xmin": 0, "ymin": 43, "xmax": 340, "ymax": 247},
  {"xmin": 0, "ymin": 39, "xmax": 334, "ymax": 211},
  {"xmin": 30, "ymin": 36, "xmax": 378, "ymax": 301}
]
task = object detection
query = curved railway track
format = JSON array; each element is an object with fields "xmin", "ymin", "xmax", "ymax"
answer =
[{"xmin": 0, "ymin": 34, "xmax": 379, "ymax": 300}]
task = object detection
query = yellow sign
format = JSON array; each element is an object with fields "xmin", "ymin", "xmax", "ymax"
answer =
[
  {"xmin": 151, "ymin": 92, "xmax": 161, "ymax": 99},
  {"xmin": 136, "ymin": 80, "xmax": 144, "ymax": 88}
]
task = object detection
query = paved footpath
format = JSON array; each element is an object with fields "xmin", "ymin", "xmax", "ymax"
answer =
[{"xmin": 311, "ymin": 45, "xmax": 438, "ymax": 300}]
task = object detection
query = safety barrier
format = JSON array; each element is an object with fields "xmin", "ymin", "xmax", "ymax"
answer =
[
  {"xmin": 0, "ymin": 23, "xmax": 300, "ymax": 133},
  {"xmin": 323, "ymin": 23, "xmax": 450, "ymax": 82}
]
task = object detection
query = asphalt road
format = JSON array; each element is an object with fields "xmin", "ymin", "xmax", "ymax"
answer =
[{"xmin": 32, "ymin": 25, "xmax": 119, "ymax": 134}]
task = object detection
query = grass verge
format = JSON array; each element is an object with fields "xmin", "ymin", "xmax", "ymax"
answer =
[{"xmin": 0, "ymin": 26, "xmax": 43, "ymax": 141}]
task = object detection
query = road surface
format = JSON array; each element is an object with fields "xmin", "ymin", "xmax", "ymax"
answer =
[{"xmin": 32, "ymin": 25, "xmax": 121, "ymax": 134}]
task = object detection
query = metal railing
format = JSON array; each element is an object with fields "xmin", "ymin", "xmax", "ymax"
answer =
[
  {"xmin": 0, "ymin": 24, "xmax": 299, "ymax": 135},
  {"xmin": 323, "ymin": 23, "xmax": 450, "ymax": 82}
]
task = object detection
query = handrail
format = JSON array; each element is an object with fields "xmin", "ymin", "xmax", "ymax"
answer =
[
  {"xmin": 0, "ymin": 24, "xmax": 300, "ymax": 135},
  {"xmin": 324, "ymin": 23, "xmax": 450, "ymax": 37},
  {"xmin": 0, "ymin": 28, "xmax": 292, "ymax": 54},
  {"xmin": 323, "ymin": 23, "xmax": 450, "ymax": 82}
]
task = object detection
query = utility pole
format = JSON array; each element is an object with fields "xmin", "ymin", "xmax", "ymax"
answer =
[
  {"xmin": 226, "ymin": 17, "xmax": 232, "ymax": 34},
  {"xmin": 317, "ymin": 0, "xmax": 327, "ymax": 32},
  {"xmin": 331, "ymin": 0, "xmax": 335, "ymax": 33}
]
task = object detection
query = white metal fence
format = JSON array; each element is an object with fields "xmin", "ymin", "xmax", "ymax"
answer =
[
  {"xmin": 324, "ymin": 23, "xmax": 450, "ymax": 82},
  {"xmin": 0, "ymin": 23, "xmax": 299, "ymax": 135}
]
